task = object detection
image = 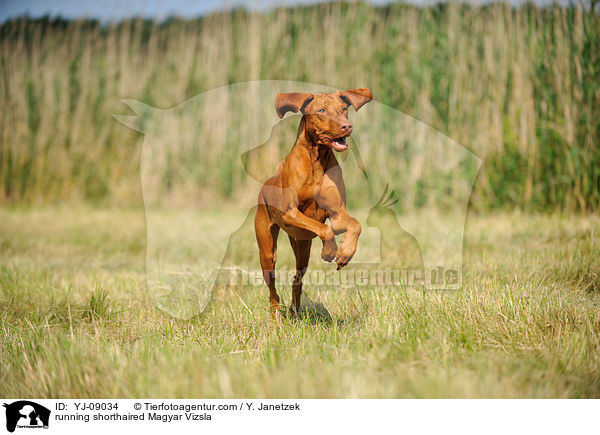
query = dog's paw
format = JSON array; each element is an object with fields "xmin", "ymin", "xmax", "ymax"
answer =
[
  {"xmin": 321, "ymin": 238, "xmax": 338, "ymax": 262},
  {"xmin": 335, "ymin": 245, "xmax": 356, "ymax": 270}
]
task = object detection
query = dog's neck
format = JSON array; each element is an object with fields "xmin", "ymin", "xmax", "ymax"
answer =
[{"xmin": 296, "ymin": 116, "xmax": 335, "ymax": 169}]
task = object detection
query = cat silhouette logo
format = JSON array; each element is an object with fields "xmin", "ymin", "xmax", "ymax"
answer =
[{"xmin": 3, "ymin": 401, "xmax": 50, "ymax": 432}]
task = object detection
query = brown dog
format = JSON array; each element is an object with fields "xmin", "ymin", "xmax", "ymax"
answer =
[{"xmin": 254, "ymin": 88, "xmax": 372, "ymax": 319}]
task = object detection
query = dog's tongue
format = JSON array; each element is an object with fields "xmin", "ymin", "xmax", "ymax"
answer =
[{"xmin": 332, "ymin": 137, "xmax": 348, "ymax": 151}]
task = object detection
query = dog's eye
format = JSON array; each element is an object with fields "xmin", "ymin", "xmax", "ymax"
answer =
[{"xmin": 318, "ymin": 109, "xmax": 326, "ymax": 113}]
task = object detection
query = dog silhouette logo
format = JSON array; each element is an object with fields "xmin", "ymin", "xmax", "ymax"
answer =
[
  {"xmin": 114, "ymin": 80, "xmax": 481, "ymax": 319},
  {"xmin": 3, "ymin": 401, "xmax": 50, "ymax": 432}
]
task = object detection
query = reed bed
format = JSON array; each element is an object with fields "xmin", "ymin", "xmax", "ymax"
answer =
[{"xmin": 0, "ymin": 2, "xmax": 598, "ymax": 210}]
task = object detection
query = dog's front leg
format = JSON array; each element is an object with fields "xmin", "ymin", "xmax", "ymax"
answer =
[
  {"xmin": 278, "ymin": 174, "xmax": 338, "ymax": 262},
  {"xmin": 281, "ymin": 207, "xmax": 338, "ymax": 261},
  {"xmin": 330, "ymin": 209, "xmax": 361, "ymax": 269}
]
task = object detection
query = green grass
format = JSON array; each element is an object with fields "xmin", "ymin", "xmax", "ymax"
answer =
[{"xmin": 1, "ymin": 207, "xmax": 599, "ymax": 398}]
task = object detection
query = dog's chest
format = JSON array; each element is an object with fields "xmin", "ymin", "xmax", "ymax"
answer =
[
  {"xmin": 295, "ymin": 163, "xmax": 324, "ymax": 214},
  {"xmin": 299, "ymin": 160, "xmax": 326, "ymax": 199}
]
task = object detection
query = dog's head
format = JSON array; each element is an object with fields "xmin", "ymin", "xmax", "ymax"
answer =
[{"xmin": 275, "ymin": 88, "xmax": 372, "ymax": 152}]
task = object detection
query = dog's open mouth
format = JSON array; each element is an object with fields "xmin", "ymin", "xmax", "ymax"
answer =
[{"xmin": 331, "ymin": 136, "xmax": 348, "ymax": 151}]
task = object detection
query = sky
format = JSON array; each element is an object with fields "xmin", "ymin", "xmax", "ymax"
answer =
[{"xmin": 0, "ymin": 0, "xmax": 568, "ymax": 23}]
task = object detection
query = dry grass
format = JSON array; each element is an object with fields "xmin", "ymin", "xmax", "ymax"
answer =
[{"xmin": 1, "ymin": 206, "xmax": 599, "ymax": 398}]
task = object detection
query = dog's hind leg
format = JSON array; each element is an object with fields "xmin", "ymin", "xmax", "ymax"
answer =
[
  {"xmin": 288, "ymin": 236, "xmax": 312, "ymax": 317},
  {"xmin": 255, "ymin": 202, "xmax": 281, "ymax": 321}
]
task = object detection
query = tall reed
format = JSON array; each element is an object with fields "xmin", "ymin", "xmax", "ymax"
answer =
[{"xmin": 0, "ymin": 2, "xmax": 598, "ymax": 210}]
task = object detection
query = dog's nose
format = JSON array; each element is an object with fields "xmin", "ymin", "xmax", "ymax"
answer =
[{"xmin": 340, "ymin": 122, "xmax": 352, "ymax": 132}]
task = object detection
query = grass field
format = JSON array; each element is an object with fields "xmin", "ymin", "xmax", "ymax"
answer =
[{"xmin": 1, "ymin": 207, "xmax": 599, "ymax": 398}]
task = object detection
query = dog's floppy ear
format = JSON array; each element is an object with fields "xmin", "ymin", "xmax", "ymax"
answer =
[
  {"xmin": 340, "ymin": 88, "xmax": 372, "ymax": 111},
  {"xmin": 275, "ymin": 92, "xmax": 314, "ymax": 118}
]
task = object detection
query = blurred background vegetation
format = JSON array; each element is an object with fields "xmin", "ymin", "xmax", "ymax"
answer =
[{"xmin": 0, "ymin": 1, "xmax": 598, "ymax": 210}]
